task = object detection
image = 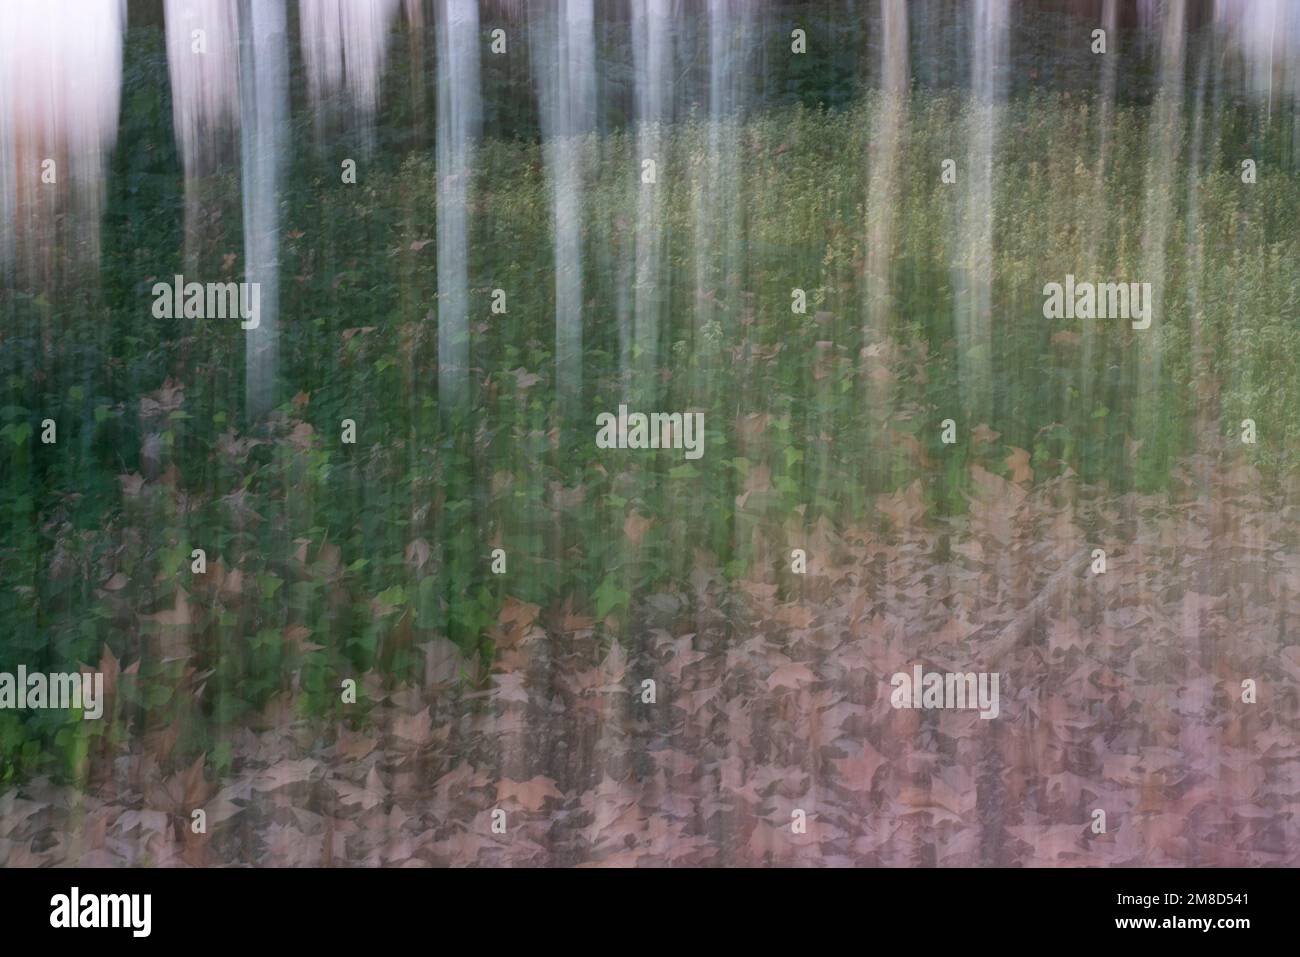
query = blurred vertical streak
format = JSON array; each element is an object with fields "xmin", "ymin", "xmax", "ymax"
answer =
[
  {"xmin": 434, "ymin": 0, "xmax": 481, "ymax": 418},
  {"xmin": 630, "ymin": 0, "xmax": 675, "ymax": 402},
  {"xmin": 405, "ymin": 0, "xmax": 428, "ymax": 148},
  {"xmin": 238, "ymin": 0, "xmax": 288, "ymax": 423},
  {"xmin": 1135, "ymin": 0, "xmax": 1185, "ymax": 460},
  {"xmin": 164, "ymin": 0, "xmax": 239, "ymax": 267},
  {"xmin": 298, "ymin": 0, "xmax": 401, "ymax": 150},
  {"xmin": 0, "ymin": 0, "xmax": 125, "ymax": 289},
  {"xmin": 694, "ymin": 0, "xmax": 754, "ymax": 387},
  {"xmin": 1082, "ymin": 0, "xmax": 1119, "ymax": 418},
  {"xmin": 532, "ymin": 0, "xmax": 596, "ymax": 426},
  {"xmin": 864, "ymin": 0, "xmax": 909, "ymax": 481},
  {"xmin": 955, "ymin": 0, "xmax": 1008, "ymax": 427}
]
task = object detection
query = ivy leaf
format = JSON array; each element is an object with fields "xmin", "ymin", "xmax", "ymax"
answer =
[
  {"xmin": 592, "ymin": 577, "xmax": 629, "ymax": 620},
  {"xmin": 4, "ymin": 422, "xmax": 31, "ymax": 447}
]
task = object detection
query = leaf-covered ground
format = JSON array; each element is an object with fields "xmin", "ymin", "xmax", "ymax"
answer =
[{"xmin": 4, "ymin": 438, "xmax": 1296, "ymax": 867}]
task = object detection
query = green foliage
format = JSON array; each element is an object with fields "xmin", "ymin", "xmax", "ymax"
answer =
[{"xmin": 1, "ymin": 28, "xmax": 1297, "ymax": 781}]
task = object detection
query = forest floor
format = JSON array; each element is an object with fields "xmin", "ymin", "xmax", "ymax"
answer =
[{"xmin": 2, "ymin": 441, "xmax": 1298, "ymax": 867}]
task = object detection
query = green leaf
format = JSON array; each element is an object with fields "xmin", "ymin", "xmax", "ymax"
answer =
[
  {"xmin": 375, "ymin": 584, "xmax": 406, "ymax": 608},
  {"xmin": 592, "ymin": 577, "xmax": 629, "ymax": 619}
]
